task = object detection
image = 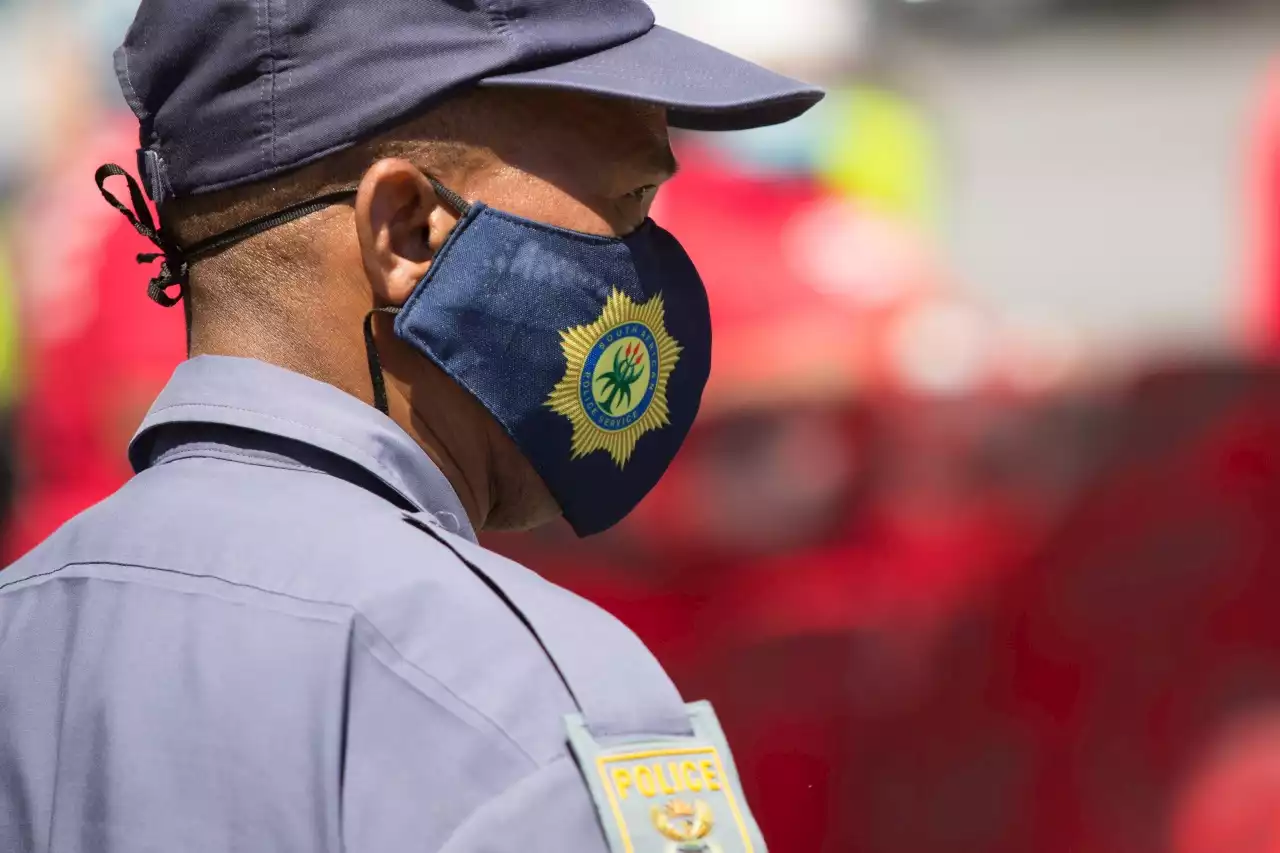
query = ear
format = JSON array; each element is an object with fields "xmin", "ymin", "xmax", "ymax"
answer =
[{"xmin": 354, "ymin": 158, "xmax": 460, "ymax": 305}]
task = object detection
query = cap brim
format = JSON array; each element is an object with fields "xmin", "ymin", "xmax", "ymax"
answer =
[{"xmin": 477, "ymin": 25, "xmax": 824, "ymax": 132}]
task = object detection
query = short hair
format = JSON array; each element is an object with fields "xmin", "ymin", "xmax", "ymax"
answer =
[
  {"xmin": 164, "ymin": 91, "xmax": 490, "ymax": 248},
  {"xmin": 160, "ymin": 91, "xmax": 503, "ymax": 343}
]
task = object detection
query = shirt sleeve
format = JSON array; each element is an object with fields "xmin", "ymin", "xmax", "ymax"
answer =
[{"xmin": 436, "ymin": 756, "xmax": 611, "ymax": 853}]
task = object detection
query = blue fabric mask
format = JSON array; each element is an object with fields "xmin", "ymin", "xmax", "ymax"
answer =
[{"xmin": 392, "ymin": 185, "xmax": 712, "ymax": 536}]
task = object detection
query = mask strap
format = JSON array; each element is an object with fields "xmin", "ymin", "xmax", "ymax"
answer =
[
  {"xmin": 361, "ymin": 175, "xmax": 463, "ymax": 417},
  {"xmin": 427, "ymin": 175, "xmax": 472, "ymax": 216},
  {"xmin": 363, "ymin": 306, "xmax": 403, "ymax": 415},
  {"xmin": 95, "ymin": 163, "xmax": 356, "ymax": 308}
]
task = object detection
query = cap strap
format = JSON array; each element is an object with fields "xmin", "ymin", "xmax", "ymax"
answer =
[
  {"xmin": 95, "ymin": 163, "xmax": 188, "ymax": 307},
  {"xmin": 181, "ymin": 186, "xmax": 358, "ymax": 262},
  {"xmin": 94, "ymin": 167, "xmax": 466, "ymax": 311},
  {"xmin": 95, "ymin": 162, "xmax": 357, "ymax": 308}
]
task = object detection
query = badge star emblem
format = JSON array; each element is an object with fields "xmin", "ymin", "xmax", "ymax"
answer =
[{"xmin": 546, "ymin": 289, "xmax": 682, "ymax": 468}]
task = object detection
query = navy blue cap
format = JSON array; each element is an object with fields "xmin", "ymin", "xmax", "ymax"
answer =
[{"xmin": 115, "ymin": 0, "xmax": 825, "ymax": 205}]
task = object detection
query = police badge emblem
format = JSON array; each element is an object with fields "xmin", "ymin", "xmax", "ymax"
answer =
[
  {"xmin": 546, "ymin": 288, "xmax": 682, "ymax": 467},
  {"xmin": 652, "ymin": 797, "xmax": 717, "ymax": 853}
]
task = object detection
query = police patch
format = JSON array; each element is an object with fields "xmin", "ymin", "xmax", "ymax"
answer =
[{"xmin": 567, "ymin": 702, "xmax": 766, "ymax": 853}]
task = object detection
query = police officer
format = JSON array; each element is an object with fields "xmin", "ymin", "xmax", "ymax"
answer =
[{"xmin": 0, "ymin": 0, "xmax": 820, "ymax": 851}]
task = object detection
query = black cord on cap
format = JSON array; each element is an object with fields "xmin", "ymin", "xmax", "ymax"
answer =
[
  {"xmin": 96, "ymin": 165, "xmax": 470, "ymax": 415},
  {"xmin": 95, "ymin": 163, "xmax": 189, "ymax": 307},
  {"xmin": 95, "ymin": 163, "xmax": 357, "ymax": 308}
]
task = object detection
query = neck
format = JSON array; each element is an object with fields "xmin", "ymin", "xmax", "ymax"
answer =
[
  {"xmin": 190, "ymin": 309, "xmax": 371, "ymax": 405},
  {"xmin": 400, "ymin": 388, "xmax": 495, "ymax": 528},
  {"xmin": 375, "ymin": 318, "xmax": 499, "ymax": 527},
  {"xmin": 190, "ymin": 290, "xmax": 496, "ymax": 530}
]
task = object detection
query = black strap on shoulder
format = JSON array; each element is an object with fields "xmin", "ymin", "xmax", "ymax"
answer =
[{"xmin": 404, "ymin": 511, "xmax": 693, "ymax": 738}]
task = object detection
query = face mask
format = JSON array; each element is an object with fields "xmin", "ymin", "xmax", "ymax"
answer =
[
  {"xmin": 95, "ymin": 164, "xmax": 712, "ymax": 536},
  {"xmin": 389, "ymin": 179, "xmax": 712, "ymax": 536}
]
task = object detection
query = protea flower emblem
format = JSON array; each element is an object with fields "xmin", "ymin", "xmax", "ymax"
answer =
[
  {"xmin": 596, "ymin": 341, "xmax": 647, "ymax": 415},
  {"xmin": 546, "ymin": 289, "xmax": 681, "ymax": 468}
]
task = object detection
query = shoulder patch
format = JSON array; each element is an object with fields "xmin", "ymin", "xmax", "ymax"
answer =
[{"xmin": 567, "ymin": 701, "xmax": 767, "ymax": 853}]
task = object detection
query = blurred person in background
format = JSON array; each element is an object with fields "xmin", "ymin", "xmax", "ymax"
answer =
[{"xmin": 1, "ymin": 8, "xmax": 185, "ymax": 559}]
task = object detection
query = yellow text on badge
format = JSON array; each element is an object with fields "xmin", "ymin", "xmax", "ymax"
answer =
[{"xmin": 610, "ymin": 758, "xmax": 722, "ymax": 800}]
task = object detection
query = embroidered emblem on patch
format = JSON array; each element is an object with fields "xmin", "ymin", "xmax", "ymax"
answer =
[
  {"xmin": 567, "ymin": 702, "xmax": 767, "ymax": 853},
  {"xmin": 652, "ymin": 797, "xmax": 716, "ymax": 851},
  {"xmin": 546, "ymin": 289, "xmax": 682, "ymax": 469}
]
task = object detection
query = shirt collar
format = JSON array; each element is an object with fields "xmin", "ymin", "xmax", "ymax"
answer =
[{"xmin": 130, "ymin": 355, "xmax": 477, "ymax": 542}]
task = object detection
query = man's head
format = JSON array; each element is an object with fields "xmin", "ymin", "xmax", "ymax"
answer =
[
  {"xmin": 167, "ymin": 88, "xmax": 677, "ymax": 530},
  {"xmin": 107, "ymin": 0, "xmax": 822, "ymax": 534}
]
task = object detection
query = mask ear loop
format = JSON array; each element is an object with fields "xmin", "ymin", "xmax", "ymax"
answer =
[
  {"xmin": 427, "ymin": 175, "xmax": 472, "ymax": 216},
  {"xmin": 363, "ymin": 306, "xmax": 402, "ymax": 415},
  {"xmin": 363, "ymin": 176, "xmax": 469, "ymax": 416}
]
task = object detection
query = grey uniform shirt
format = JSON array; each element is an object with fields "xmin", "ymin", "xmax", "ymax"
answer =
[{"xmin": 0, "ymin": 355, "xmax": 695, "ymax": 853}]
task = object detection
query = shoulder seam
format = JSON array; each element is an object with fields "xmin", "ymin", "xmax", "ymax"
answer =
[
  {"xmin": 153, "ymin": 445, "xmax": 316, "ymax": 474},
  {"xmin": 0, "ymin": 560, "xmax": 540, "ymax": 765},
  {"xmin": 404, "ymin": 514, "xmax": 583, "ymax": 712}
]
